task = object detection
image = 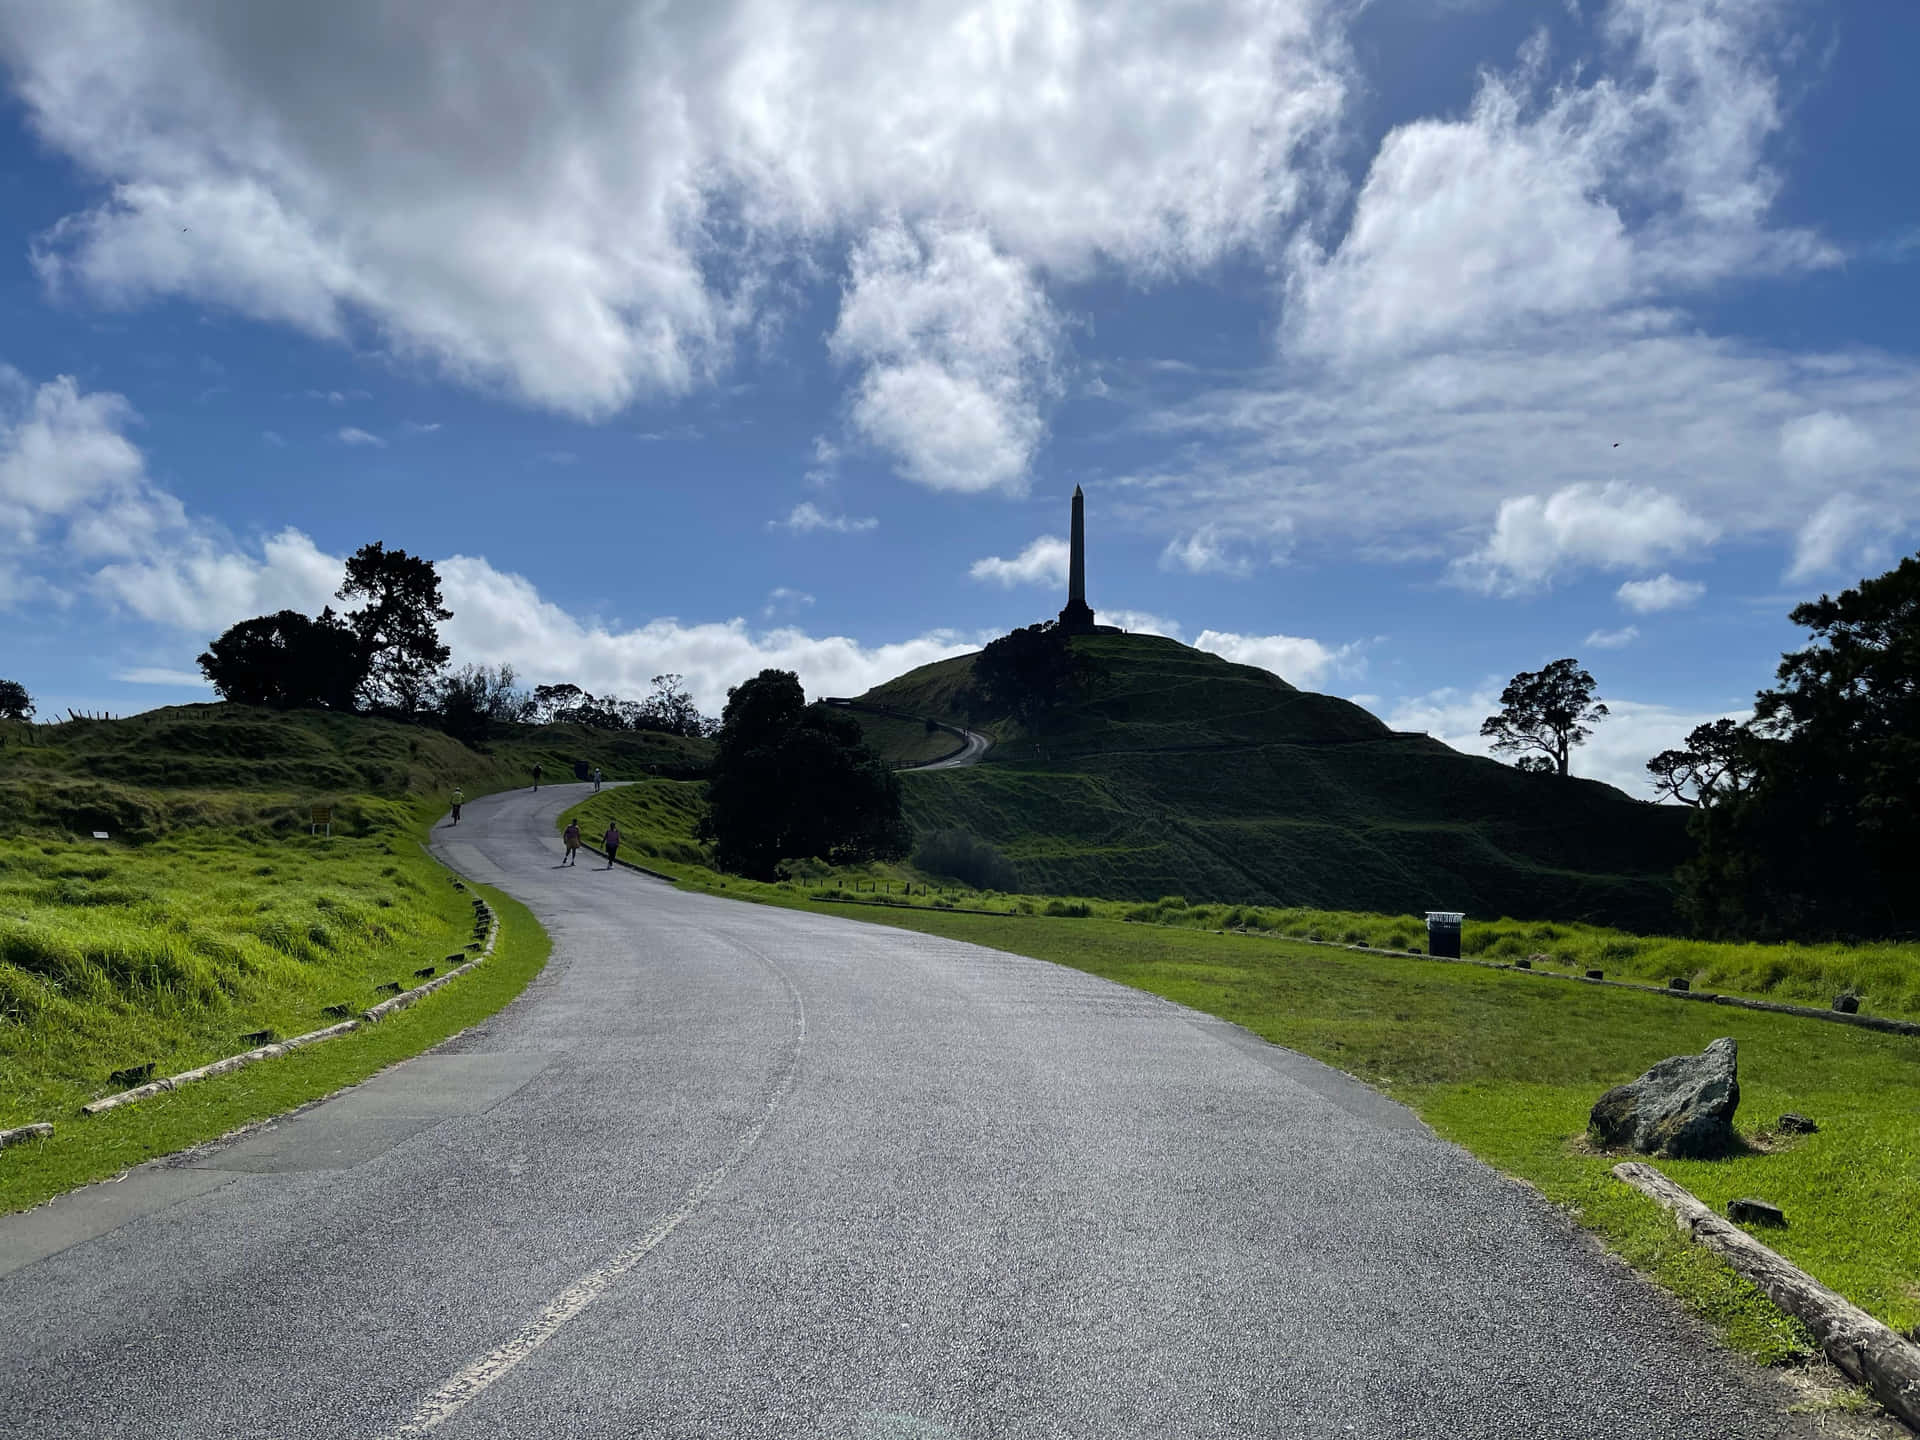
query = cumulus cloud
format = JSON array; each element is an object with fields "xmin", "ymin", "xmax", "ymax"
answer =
[
  {"xmin": 1288, "ymin": 0, "xmax": 1833, "ymax": 364},
  {"xmin": 829, "ymin": 221, "xmax": 1061, "ymax": 494},
  {"xmin": 115, "ymin": 666, "xmax": 211, "ymax": 687},
  {"xmin": 0, "ymin": 0, "xmax": 1347, "ymax": 426},
  {"xmin": 1191, "ymin": 629, "xmax": 1363, "ymax": 689},
  {"xmin": 768, "ymin": 502, "xmax": 877, "ymax": 534},
  {"xmin": 1785, "ymin": 493, "xmax": 1902, "ymax": 586},
  {"xmin": 1160, "ymin": 525, "xmax": 1260, "ymax": 578},
  {"xmin": 1586, "ymin": 624, "xmax": 1640, "ymax": 649},
  {"xmin": 969, "ymin": 535, "xmax": 1069, "ymax": 588},
  {"xmin": 1779, "ymin": 410, "xmax": 1875, "ymax": 479},
  {"xmin": 1616, "ymin": 573, "xmax": 1705, "ymax": 613},
  {"xmin": 1451, "ymin": 482, "xmax": 1717, "ymax": 595},
  {"xmin": 1102, "ymin": 609, "xmax": 1183, "ymax": 639},
  {"xmin": 337, "ymin": 426, "xmax": 385, "ymax": 448},
  {"xmin": 762, "ymin": 586, "xmax": 814, "ymax": 618}
]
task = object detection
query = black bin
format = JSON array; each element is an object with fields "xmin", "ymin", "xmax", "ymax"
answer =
[
  {"xmin": 572, "ymin": 759, "xmax": 590, "ymax": 781},
  {"xmin": 1425, "ymin": 911, "xmax": 1464, "ymax": 959}
]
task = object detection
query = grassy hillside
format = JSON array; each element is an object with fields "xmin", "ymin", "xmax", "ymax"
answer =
[
  {"xmin": 859, "ymin": 633, "xmax": 1689, "ymax": 929},
  {"xmin": 841, "ymin": 711, "xmax": 965, "ymax": 768},
  {"xmin": 0, "ymin": 703, "xmax": 705, "ymax": 1207}
]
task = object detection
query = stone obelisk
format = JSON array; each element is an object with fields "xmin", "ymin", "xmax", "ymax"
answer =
[{"xmin": 1058, "ymin": 484, "xmax": 1096, "ymax": 633}]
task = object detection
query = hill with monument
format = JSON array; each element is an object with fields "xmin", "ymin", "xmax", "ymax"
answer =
[{"xmin": 853, "ymin": 492, "xmax": 1690, "ymax": 929}]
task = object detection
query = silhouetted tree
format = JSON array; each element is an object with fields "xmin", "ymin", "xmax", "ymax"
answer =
[
  {"xmin": 1647, "ymin": 718, "xmax": 1765, "ymax": 806},
  {"xmin": 1682, "ymin": 553, "xmax": 1920, "ymax": 938},
  {"xmin": 634, "ymin": 673, "xmax": 712, "ymax": 737},
  {"xmin": 337, "ymin": 542, "xmax": 452, "ymax": 713},
  {"xmin": 1480, "ymin": 659, "xmax": 1608, "ymax": 778},
  {"xmin": 197, "ymin": 609, "xmax": 365, "ymax": 709},
  {"xmin": 435, "ymin": 663, "xmax": 532, "ymax": 745},
  {"xmin": 697, "ymin": 669, "xmax": 909, "ymax": 879},
  {"xmin": 0, "ymin": 678, "xmax": 32, "ymax": 722},
  {"xmin": 964, "ymin": 621, "xmax": 1093, "ymax": 728}
]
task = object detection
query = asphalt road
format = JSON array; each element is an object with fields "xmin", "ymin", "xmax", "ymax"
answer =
[
  {"xmin": 907, "ymin": 724, "xmax": 991, "ymax": 770},
  {"xmin": 0, "ymin": 785, "xmax": 1845, "ymax": 1438}
]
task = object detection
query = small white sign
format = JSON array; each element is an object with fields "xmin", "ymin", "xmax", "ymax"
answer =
[{"xmin": 92, "ymin": 831, "xmax": 109, "ymax": 840}]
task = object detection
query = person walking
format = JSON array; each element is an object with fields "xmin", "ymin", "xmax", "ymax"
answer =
[
  {"xmin": 532, "ymin": 762, "xmax": 543, "ymax": 793},
  {"xmin": 591, "ymin": 766, "xmax": 602, "ymax": 792},
  {"xmin": 601, "ymin": 820, "xmax": 621, "ymax": 869},
  {"xmin": 562, "ymin": 819, "xmax": 582, "ymax": 866},
  {"xmin": 450, "ymin": 786, "xmax": 464, "ymax": 825}
]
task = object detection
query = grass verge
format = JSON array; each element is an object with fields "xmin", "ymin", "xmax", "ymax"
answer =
[{"xmin": 0, "ymin": 876, "xmax": 547, "ymax": 1215}]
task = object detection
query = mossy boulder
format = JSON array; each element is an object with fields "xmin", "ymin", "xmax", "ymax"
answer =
[{"xmin": 1590, "ymin": 1036, "xmax": 1741, "ymax": 1158}]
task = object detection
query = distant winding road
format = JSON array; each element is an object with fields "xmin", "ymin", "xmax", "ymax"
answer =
[
  {"xmin": 905, "ymin": 722, "xmax": 991, "ymax": 770},
  {"xmin": 0, "ymin": 784, "xmax": 1835, "ymax": 1438}
]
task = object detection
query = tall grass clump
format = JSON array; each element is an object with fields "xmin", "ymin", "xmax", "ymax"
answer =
[{"xmin": 911, "ymin": 828, "xmax": 1018, "ymax": 891}]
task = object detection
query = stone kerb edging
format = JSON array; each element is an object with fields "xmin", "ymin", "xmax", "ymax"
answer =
[
  {"xmin": 0, "ymin": 1122, "xmax": 54, "ymax": 1150},
  {"xmin": 579, "ymin": 844, "xmax": 680, "ymax": 884},
  {"xmin": 1615, "ymin": 1161, "xmax": 1920, "ymax": 1430},
  {"xmin": 78, "ymin": 890, "xmax": 500, "ymax": 1118}
]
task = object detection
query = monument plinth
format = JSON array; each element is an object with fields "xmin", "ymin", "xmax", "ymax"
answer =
[{"xmin": 1057, "ymin": 484, "xmax": 1108, "ymax": 634}]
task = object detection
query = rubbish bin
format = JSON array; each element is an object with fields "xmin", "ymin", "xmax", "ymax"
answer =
[
  {"xmin": 572, "ymin": 759, "xmax": 590, "ymax": 781},
  {"xmin": 1425, "ymin": 911, "xmax": 1464, "ymax": 959}
]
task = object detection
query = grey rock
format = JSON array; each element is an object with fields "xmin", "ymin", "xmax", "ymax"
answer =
[
  {"xmin": 1589, "ymin": 1036, "xmax": 1741, "ymax": 1158},
  {"xmin": 1777, "ymin": 1112, "xmax": 1819, "ymax": 1135},
  {"xmin": 1727, "ymin": 1197, "xmax": 1786, "ymax": 1227}
]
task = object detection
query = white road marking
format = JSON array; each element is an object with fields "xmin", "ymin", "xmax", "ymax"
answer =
[{"xmin": 380, "ymin": 936, "xmax": 806, "ymax": 1437}]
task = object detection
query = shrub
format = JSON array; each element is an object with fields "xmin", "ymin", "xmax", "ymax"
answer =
[
  {"xmin": 1043, "ymin": 899, "xmax": 1091, "ymax": 918},
  {"xmin": 912, "ymin": 828, "xmax": 1019, "ymax": 891}
]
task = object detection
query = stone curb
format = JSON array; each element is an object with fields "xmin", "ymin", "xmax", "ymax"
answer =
[
  {"xmin": 1615, "ymin": 1161, "xmax": 1920, "ymax": 1430},
  {"xmin": 0, "ymin": 1122, "xmax": 54, "ymax": 1150},
  {"xmin": 79, "ymin": 892, "xmax": 501, "ymax": 1118},
  {"xmin": 577, "ymin": 844, "xmax": 679, "ymax": 884}
]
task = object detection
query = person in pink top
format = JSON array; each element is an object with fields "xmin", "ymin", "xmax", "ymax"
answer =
[{"xmin": 601, "ymin": 821, "xmax": 621, "ymax": 869}]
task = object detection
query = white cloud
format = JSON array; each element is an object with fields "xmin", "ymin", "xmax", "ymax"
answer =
[
  {"xmin": 1586, "ymin": 624, "xmax": 1640, "ymax": 649},
  {"xmin": 404, "ymin": 420, "xmax": 443, "ymax": 435},
  {"xmin": 2, "ymin": 0, "xmax": 1347, "ymax": 422},
  {"xmin": 1287, "ymin": 0, "xmax": 1833, "ymax": 364},
  {"xmin": 1380, "ymin": 683, "xmax": 1743, "ymax": 796},
  {"xmin": 1785, "ymin": 493, "xmax": 1902, "ymax": 586},
  {"xmin": 337, "ymin": 426, "xmax": 385, "ymax": 448},
  {"xmin": 1160, "ymin": 526, "xmax": 1256, "ymax": 578},
  {"xmin": 762, "ymin": 586, "xmax": 814, "ymax": 618},
  {"xmin": 115, "ymin": 666, "xmax": 210, "ymax": 687},
  {"xmin": 1452, "ymin": 482, "xmax": 1717, "ymax": 595},
  {"xmin": 94, "ymin": 526, "xmax": 343, "ymax": 631},
  {"xmin": 829, "ymin": 221, "xmax": 1061, "ymax": 494},
  {"xmin": 1779, "ymin": 410, "xmax": 1875, "ymax": 479},
  {"xmin": 969, "ymin": 535, "xmax": 1069, "ymax": 588},
  {"xmin": 1616, "ymin": 573, "xmax": 1705, "ymax": 613},
  {"xmin": 1102, "ymin": 609, "xmax": 1183, "ymax": 639},
  {"xmin": 769, "ymin": 501, "xmax": 877, "ymax": 534},
  {"xmin": 261, "ymin": 428, "xmax": 285, "ymax": 447},
  {"xmin": 1191, "ymin": 629, "xmax": 1363, "ymax": 690}
]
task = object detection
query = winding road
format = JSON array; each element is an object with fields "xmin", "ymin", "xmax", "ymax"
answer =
[{"xmin": 0, "ymin": 785, "xmax": 1839, "ymax": 1437}]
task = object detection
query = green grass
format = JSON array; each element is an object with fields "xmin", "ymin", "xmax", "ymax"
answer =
[
  {"xmin": 0, "ymin": 879, "xmax": 548, "ymax": 1214},
  {"xmin": 857, "ymin": 633, "xmax": 1691, "ymax": 930},
  {"xmin": 561, "ymin": 781, "xmax": 1920, "ymax": 1359},
  {"xmin": 0, "ymin": 701, "xmax": 684, "ymax": 1210},
  {"xmin": 843, "ymin": 711, "xmax": 967, "ymax": 768}
]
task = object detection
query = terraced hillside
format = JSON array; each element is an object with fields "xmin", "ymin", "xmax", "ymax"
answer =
[{"xmin": 858, "ymin": 633, "xmax": 1690, "ymax": 928}]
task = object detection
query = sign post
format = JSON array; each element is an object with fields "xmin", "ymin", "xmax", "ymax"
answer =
[{"xmin": 310, "ymin": 804, "xmax": 332, "ymax": 838}]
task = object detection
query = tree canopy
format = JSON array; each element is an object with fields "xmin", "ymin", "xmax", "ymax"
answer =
[
  {"xmin": 964, "ymin": 621, "xmax": 1093, "ymax": 728},
  {"xmin": 0, "ymin": 678, "xmax": 31, "ymax": 722},
  {"xmin": 1480, "ymin": 659, "xmax": 1608, "ymax": 778},
  {"xmin": 197, "ymin": 609, "xmax": 366, "ymax": 709},
  {"xmin": 696, "ymin": 669, "xmax": 908, "ymax": 879},
  {"xmin": 1681, "ymin": 553, "xmax": 1920, "ymax": 938},
  {"xmin": 337, "ymin": 541, "xmax": 453, "ymax": 713}
]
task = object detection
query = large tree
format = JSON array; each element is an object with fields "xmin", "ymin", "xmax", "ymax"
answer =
[
  {"xmin": 1646, "ymin": 718, "xmax": 1765, "ymax": 807},
  {"xmin": 434, "ymin": 663, "xmax": 531, "ymax": 745},
  {"xmin": 337, "ymin": 542, "xmax": 452, "ymax": 712},
  {"xmin": 697, "ymin": 669, "xmax": 909, "ymax": 879},
  {"xmin": 1480, "ymin": 658, "xmax": 1609, "ymax": 778},
  {"xmin": 964, "ymin": 621, "xmax": 1092, "ymax": 729},
  {"xmin": 1682, "ymin": 553, "xmax": 1920, "ymax": 938},
  {"xmin": 197, "ymin": 609, "xmax": 365, "ymax": 709},
  {"xmin": 0, "ymin": 678, "xmax": 32, "ymax": 722}
]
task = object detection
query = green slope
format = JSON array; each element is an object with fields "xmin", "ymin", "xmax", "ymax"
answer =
[{"xmin": 859, "ymin": 633, "xmax": 1688, "ymax": 928}]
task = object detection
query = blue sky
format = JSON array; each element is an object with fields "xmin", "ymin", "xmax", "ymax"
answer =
[{"xmin": 1, "ymin": 0, "xmax": 1915, "ymax": 793}]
